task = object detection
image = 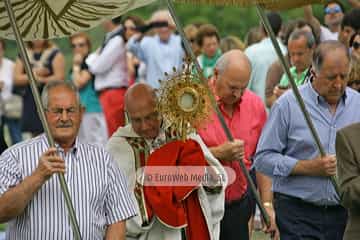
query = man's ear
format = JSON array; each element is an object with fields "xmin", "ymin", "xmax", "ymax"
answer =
[
  {"xmin": 213, "ymin": 68, "xmax": 219, "ymax": 80},
  {"xmin": 80, "ymin": 105, "xmax": 86, "ymax": 115},
  {"xmin": 124, "ymin": 111, "xmax": 130, "ymax": 125}
]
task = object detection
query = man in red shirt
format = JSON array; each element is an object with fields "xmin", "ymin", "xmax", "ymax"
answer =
[{"xmin": 198, "ymin": 50, "xmax": 267, "ymax": 240}]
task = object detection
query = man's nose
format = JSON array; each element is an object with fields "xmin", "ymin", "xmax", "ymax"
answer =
[
  {"xmin": 233, "ymin": 90, "xmax": 242, "ymax": 99},
  {"xmin": 140, "ymin": 120, "xmax": 150, "ymax": 130},
  {"xmin": 60, "ymin": 109, "xmax": 70, "ymax": 120},
  {"xmin": 333, "ymin": 76, "xmax": 344, "ymax": 89}
]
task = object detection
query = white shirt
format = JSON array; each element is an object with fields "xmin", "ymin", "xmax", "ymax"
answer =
[
  {"xmin": 0, "ymin": 57, "xmax": 14, "ymax": 100},
  {"xmin": 320, "ymin": 25, "xmax": 339, "ymax": 42},
  {"xmin": 245, "ymin": 38, "xmax": 287, "ymax": 103},
  {"xmin": 127, "ymin": 34, "xmax": 184, "ymax": 89},
  {"xmin": 87, "ymin": 26, "xmax": 128, "ymax": 91}
]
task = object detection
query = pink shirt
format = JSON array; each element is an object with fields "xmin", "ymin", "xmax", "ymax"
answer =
[{"xmin": 198, "ymin": 89, "xmax": 267, "ymax": 202}]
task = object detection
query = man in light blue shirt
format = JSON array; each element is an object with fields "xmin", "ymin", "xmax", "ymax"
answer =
[
  {"xmin": 245, "ymin": 12, "xmax": 287, "ymax": 103},
  {"xmin": 127, "ymin": 10, "xmax": 184, "ymax": 89},
  {"xmin": 254, "ymin": 41, "xmax": 360, "ymax": 240}
]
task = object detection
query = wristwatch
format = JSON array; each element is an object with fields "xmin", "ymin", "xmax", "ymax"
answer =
[{"xmin": 263, "ymin": 202, "xmax": 273, "ymax": 208}]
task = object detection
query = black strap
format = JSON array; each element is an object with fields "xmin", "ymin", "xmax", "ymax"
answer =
[{"xmin": 100, "ymin": 27, "xmax": 124, "ymax": 53}]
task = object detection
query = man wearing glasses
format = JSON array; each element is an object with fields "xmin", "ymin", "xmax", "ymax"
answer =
[
  {"xmin": 0, "ymin": 81, "xmax": 136, "ymax": 239},
  {"xmin": 304, "ymin": 1, "xmax": 345, "ymax": 42}
]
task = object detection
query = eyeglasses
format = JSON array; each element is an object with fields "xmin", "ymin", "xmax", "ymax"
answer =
[
  {"xmin": 125, "ymin": 26, "xmax": 136, "ymax": 31},
  {"xmin": 352, "ymin": 41, "xmax": 360, "ymax": 50},
  {"xmin": 71, "ymin": 42, "xmax": 87, "ymax": 49},
  {"xmin": 129, "ymin": 111, "xmax": 159, "ymax": 125},
  {"xmin": 324, "ymin": 5, "xmax": 342, "ymax": 15},
  {"xmin": 46, "ymin": 107, "xmax": 79, "ymax": 117}
]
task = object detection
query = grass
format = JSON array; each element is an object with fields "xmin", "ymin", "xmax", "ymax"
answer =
[
  {"xmin": 252, "ymin": 231, "xmax": 269, "ymax": 240},
  {"xmin": 0, "ymin": 224, "xmax": 5, "ymax": 231}
]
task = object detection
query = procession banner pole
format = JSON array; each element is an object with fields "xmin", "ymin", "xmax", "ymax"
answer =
[{"xmin": 4, "ymin": 1, "xmax": 83, "ymax": 238}]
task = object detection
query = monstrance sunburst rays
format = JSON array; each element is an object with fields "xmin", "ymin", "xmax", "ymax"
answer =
[{"xmin": 157, "ymin": 58, "xmax": 212, "ymax": 140}]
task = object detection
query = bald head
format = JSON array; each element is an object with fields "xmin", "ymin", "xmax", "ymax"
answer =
[
  {"xmin": 214, "ymin": 50, "xmax": 251, "ymax": 106},
  {"xmin": 215, "ymin": 50, "xmax": 251, "ymax": 78},
  {"xmin": 125, "ymin": 83, "xmax": 161, "ymax": 139},
  {"xmin": 125, "ymin": 83, "xmax": 157, "ymax": 112}
]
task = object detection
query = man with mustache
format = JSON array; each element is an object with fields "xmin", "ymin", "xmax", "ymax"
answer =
[
  {"xmin": 0, "ymin": 81, "xmax": 136, "ymax": 239},
  {"xmin": 254, "ymin": 41, "xmax": 360, "ymax": 240}
]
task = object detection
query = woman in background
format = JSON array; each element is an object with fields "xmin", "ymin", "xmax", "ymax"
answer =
[
  {"xmin": 69, "ymin": 32, "xmax": 108, "ymax": 146},
  {"xmin": 14, "ymin": 40, "xmax": 65, "ymax": 137},
  {"xmin": 123, "ymin": 15, "xmax": 146, "ymax": 84}
]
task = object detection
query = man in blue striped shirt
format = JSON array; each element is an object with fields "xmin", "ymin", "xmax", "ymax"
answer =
[
  {"xmin": 254, "ymin": 41, "xmax": 360, "ymax": 240},
  {"xmin": 0, "ymin": 81, "xmax": 136, "ymax": 239}
]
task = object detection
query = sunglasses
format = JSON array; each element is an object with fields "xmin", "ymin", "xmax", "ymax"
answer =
[
  {"xmin": 125, "ymin": 26, "xmax": 136, "ymax": 31},
  {"xmin": 324, "ymin": 5, "xmax": 342, "ymax": 15},
  {"xmin": 71, "ymin": 42, "xmax": 87, "ymax": 49},
  {"xmin": 352, "ymin": 41, "xmax": 360, "ymax": 50}
]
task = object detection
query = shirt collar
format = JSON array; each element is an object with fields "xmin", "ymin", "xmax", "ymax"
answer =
[
  {"xmin": 40, "ymin": 134, "xmax": 80, "ymax": 158},
  {"xmin": 307, "ymin": 82, "xmax": 347, "ymax": 106},
  {"xmin": 291, "ymin": 66, "xmax": 308, "ymax": 77},
  {"xmin": 156, "ymin": 34, "xmax": 173, "ymax": 44}
]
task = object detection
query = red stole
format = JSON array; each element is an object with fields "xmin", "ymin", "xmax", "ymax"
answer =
[{"xmin": 143, "ymin": 140, "xmax": 210, "ymax": 240}]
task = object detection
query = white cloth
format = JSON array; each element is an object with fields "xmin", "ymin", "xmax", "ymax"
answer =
[
  {"xmin": 0, "ymin": 58, "xmax": 13, "ymax": 101},
  {"xmin": 106, "ymin": 124, "xmax": 227, "ymax": 240},
  {"xmin": 87, "ymin": 26, "xmax": 128, "ymax": 91},
  {"xmin": 0, "ymin": 57, "xmax": 14, "ymax": 117},
  {"xmin": 320, "ymin": 25, "xmax": 339, "ymax": 42},
  {"xmin": 78, "ymin": 112, "xmax": 108, "ymax": 147}
]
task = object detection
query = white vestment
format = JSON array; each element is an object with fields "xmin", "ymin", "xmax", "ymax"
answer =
[{"xmin": 106, "ymin": 124, "xmax": 227, "ymax": 240}]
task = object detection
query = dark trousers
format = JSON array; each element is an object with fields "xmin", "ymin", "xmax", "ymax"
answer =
[
  {"xmin": 275, "ymin": 193, "xmax": 347, "ymax": 240},
  {"xmin": 220, "ymin": 192, "xmax": 252, "ymax": 240}
]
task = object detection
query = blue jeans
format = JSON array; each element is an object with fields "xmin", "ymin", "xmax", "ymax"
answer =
[
  {"xmin": 274, "ymin": 193, "xmax": 347, "ymax": 240},
  {"xmin": 3, "ymin": 117, "xmax": 22, "ymax": 144}
]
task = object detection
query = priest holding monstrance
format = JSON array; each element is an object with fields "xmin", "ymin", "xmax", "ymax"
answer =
[{"xmin": 107, "ymin": 62, "xmax": 227, "ymax": 240}]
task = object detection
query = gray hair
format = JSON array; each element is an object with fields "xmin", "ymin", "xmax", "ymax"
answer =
[
  {"xmin": 215, "ymin": 54, "xmax": 230, "ymax": 77},
  {"xmin": 150, "ymin": 9, "xmax": 174, "ymax": 26},
  {"xmin": 312, "ymin": 40, "xmax": 349, "ymax": 73},
  {"xmin": 214, "ymin": 50, "xmax": 251, "ymax": 78},
  {"xmin": 288, "ymin": 29, "xmax": 316, "ymax": 49},
  {"xmin": 41, "ymin": 81, "xmax": 81, "ymax": 109}
]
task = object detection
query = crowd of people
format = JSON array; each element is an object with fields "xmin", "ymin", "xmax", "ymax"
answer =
[{"xmin": 0, "ymin": 1, "xmax": 360, "ymax": 239}]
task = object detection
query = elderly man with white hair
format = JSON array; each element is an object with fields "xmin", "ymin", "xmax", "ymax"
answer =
[{"xmin": 127, "ymin": 9, "xmax": 184, "ymax": 88}]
